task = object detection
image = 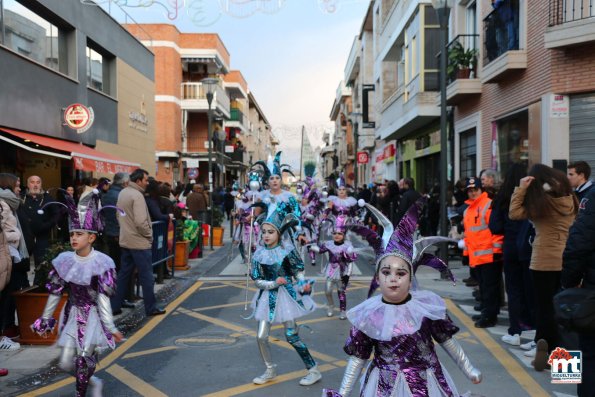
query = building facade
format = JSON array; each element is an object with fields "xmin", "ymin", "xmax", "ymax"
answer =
[
  {"xmin": 0, "ymin": 0, "xmax": 155, "ymax": 187},
  {"xmin": 124, "ymin": 24, "xmax": 271, "ymax": 188}
]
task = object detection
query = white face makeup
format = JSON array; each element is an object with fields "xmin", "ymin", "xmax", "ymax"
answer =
[
  {"xmin": 338, "ymin": 187, "xmax": 347, "ymax": 199},
  {"xmin": 261, "ymin": 223, "xmax": 280, "ymax": 247},
  {"xmin": 377, "ymin": 256, "xmax": 412, "ymax": 304}
]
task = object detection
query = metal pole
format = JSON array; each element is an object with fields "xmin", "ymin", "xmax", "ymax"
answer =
[
  {"xmin": 0, "ymin": 0, "xmax": 5, "ymax": 44},
  {"xmin": 354, "ymin": 122, "xmax": 359, "ymax": 188},
  {"xmin": 438, "ymin": 5, "xmax": 450, "ymax": 264},
  {"xmin": 207, "ymin": 93, "xmax": 214, "ymax": 250}
]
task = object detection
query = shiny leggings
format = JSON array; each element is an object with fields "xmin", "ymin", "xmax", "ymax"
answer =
[
  {"xmin": 325, "ymin": 277, "xmax": 349, "ymax": 312},
  {"xmin": 58, "ymin": 341, "xmax": 100, "ymax": 397},
  {"xmin": 256, "ymin": 320, "xmax": 316, "ymax": 370}
]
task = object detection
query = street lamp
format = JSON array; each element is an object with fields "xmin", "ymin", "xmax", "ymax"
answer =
[
  {"xmin": 431, "ymin": 0, "xmax": 452, "ymax": 263},
  {"xmin": 350, "ymin": 112, "xmax": 362, "ymax": 188},
  {"xmin": 202, "ymin": 77, "xmax": 219, "ymax": 250}
]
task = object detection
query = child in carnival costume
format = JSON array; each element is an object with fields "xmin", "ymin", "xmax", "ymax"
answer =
[
  {"xmin": 323, "ymin": 199, "xmax": 482, "ymax": 397},
  {"xmin": 309, "ymin": 215, "xmax": 357, "ymax": 319},
  {"xmin": 251, "ymin": 152, "xmax": 307, "ymax": 247},
  {"xmin": 232, "ymin": 171, "xmax": 262, "ymax": 263},
  {"xmin": 31, "ymin": 190, "xmax": 124, "ymax": 397},
  {"xmin": 248, "ymin": 205, "xmax": 320, "ymax": 386}
]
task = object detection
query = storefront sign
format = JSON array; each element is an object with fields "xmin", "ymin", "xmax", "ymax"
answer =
[
  {"xmin": 73, "ymin": 156, "xmax": 135, "ymax": 174},
  {"xmin": 550, "ymin": 94, "xmax": 569, "ymax": 118},
  {"xmin": 357, "ymin": 151, "xmax": 369, "ymax": 164},
  {"xmin": 128, "ymin": 110, "xmax": 148, "ymax": 132},
  {"xmin": 225, "ymin": 145, "xmax": 235, "ymax": 153},
  {"xmin": 64, "ymin": 104, "xmax": 94, "ymax": 133},
  {"xmin": 383, "ymin": 142, "xmax": 396, "ymax": 163}
]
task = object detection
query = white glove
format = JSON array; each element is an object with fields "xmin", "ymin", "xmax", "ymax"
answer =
[{"xmin": 457, "ymin": 239, "xmax": 466, "ymax": 250}]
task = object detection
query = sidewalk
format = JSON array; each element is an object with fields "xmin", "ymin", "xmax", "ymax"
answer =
[{"xmin": 0, "ymin": 233, "xmax": 234, "ymax": 396}]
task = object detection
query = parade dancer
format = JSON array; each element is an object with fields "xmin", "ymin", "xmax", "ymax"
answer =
[
  {"xmin": 297, "ymin": 172, "xmax": 325, "ymax": 265},
  {"xmin": 32, "ymin": 191, "xmax": 124, "ymax": 397},
  {"xmin": 233, "ymin": 172, "xmax": 262, "ymax": 263},
  {"xmin": 252, "ymin": 152, "xmax": 306, "ymax": 246},
  {"xmin": 248, "ymin": 207, "xmax": 321, "ymax": 386},
  {"xmin": 309, "ymin": 215, "xmax": 356, "ymax": 319},
  {"xmin": 323, "ymin": 199, "xmax": 482, "ymax": 397},
  {"xmin": 324, "ymin": 174, "xmax": 365, "ymax": 223}
]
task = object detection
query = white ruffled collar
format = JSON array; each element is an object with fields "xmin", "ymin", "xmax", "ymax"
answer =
[
  {"xmin": 328, "ymin": 196, "xmax": 357, "ymax": 207},
  {"xmin": 252, "ymin": 245, "xmax": 289, "ymax": 265},
  {"xmin": 52, "ymin": 250, "xmax": 115, "ymax": 286},
  {"xmin": 346, "ymin": 290, "xmax": 447, "ymax": 341}
]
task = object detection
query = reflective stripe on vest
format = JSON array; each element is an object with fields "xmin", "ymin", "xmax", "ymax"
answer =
[
  {"xmin": 493, "ymin": 242, "xmax": 503, "ymax": 248},
  {"xmin": 474, "ymin": 249, "xmax": 493, "ymax": 256},
  {"xmin": 469, "ymin": 203, "xmax": 491, "ymax": 232}
]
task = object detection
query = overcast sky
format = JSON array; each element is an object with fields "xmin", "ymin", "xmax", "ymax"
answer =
[{"xmin": 99, "ymin": 0, "xmax": 369, "ymax": 169}]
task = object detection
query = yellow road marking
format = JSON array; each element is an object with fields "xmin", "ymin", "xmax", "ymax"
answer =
[
  {"xmin": 201, "ymin": 362, "xmax": 340, "ymax": 397},
  {"xmin": 106, "ymin": 364, "xmax": 168, "ymax": 397},
  {"xmin": 177, "ymin": 308, "xmax": 339, "ymax": 363},
  {"xmin": 200, "ymin": 284, "xmax": 232, "ymax": 290},
  {"xmin": 176, "ymin": 337, "xmax": 236, "ymax": 344},
  {"xmin": 445, "ymin": 299, "xmax": 550, "ymax": 397},
  {"xmin": 123, "ymin": 346, "xmax": 179, "ymax": 359},
  {"xmin": 18, "ymin": 281, "xmax": 204, "ymax": 397}
]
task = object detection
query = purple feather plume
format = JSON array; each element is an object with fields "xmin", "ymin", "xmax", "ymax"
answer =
[{"xmin": 414, "ymin": 253, "xmax": 456, "ymax": 284}]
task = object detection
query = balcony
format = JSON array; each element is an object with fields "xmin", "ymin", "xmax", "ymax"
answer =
[
  {"xmin": 230, "ymin": 149, "xmax": 248, "ymax": 165},
  {"xmin": 445, "ymin": 34, "xmax": 482, "ymax": 105},
  {"xmin": 181, "ymin": 82, "xmax": 231, "ymax": 118},
  {"xmin": 482, "ymin": 0, "xmax": 526, "ymax": 83},
  {"xmin": 226, "ymin": 107, "xmax": 248, "ymax": 132},
  {"xmin": 545, "ymin": 0, "xmax": 595, "ymax": 48}
]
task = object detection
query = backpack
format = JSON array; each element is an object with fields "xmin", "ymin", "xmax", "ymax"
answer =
[
  {"xmin": 0, "ymin": 224, "xmax": 12, "ymax": 292},
  {"xmin": 553, "ymin": 287, "xmax": 595, "ymax": 333}
]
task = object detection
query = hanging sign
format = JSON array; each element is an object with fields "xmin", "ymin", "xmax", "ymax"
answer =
[
  {"xmin": 357, "ymin": 151, "xmax": 369, "ymax": 164},
  {"xmin": 64, "ymin": 103, "xmax": 94, "ymax": 133}
]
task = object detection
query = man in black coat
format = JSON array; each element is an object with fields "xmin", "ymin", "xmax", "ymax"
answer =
[
  {"xmin": 567, "ymin": 161, "xmax": 593, "ymax": 202},
  {"xmin": 395, "ymin": 177, "xmax": 420, "ymax": 224},
  {"xmin": 18, "ymin": 176, "xmax": 57, "ymax": 279},
  {"xmin": 562, "ymin": 187, "xmax": 595, "ymax": 397}
]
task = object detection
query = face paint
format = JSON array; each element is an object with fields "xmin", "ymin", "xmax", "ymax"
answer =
[
  {"xmin": 377, "ymin": 256, "xmax": 412, "ymax": 304},
  {"xmin": 261, "ymin": 223, "xmax": 280, "ymax": 247}
]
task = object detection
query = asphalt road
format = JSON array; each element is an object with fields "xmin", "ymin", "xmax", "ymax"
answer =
[{"xmin": 14, "ymin": 241, "xmax": 581, "ymax": 397}]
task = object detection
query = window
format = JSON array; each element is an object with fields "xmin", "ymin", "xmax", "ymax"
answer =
[
  {"xmin": 1, "ymin": 0, "xmax": 69, "ymax": 74},
  {"xmin": 86, "ymin": 41, "xmax": 114, "ymax": 96},
  {"xmin": 497, "ymin": 111, "xmax": 529, "ymax": 176},
  {"xmin": 86, "ymin": 46, "xmax": 103, "ymax": 91},
  {"xmin": 460, "ymin": 128, "xmax": 477, "ymax": 179}
]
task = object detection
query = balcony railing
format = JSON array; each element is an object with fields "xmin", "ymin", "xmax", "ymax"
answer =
[
  {"xmin": 231, "ymin": 149, "xmax": 248, "ymax": 164},
  {"xmin": 550, "ymin": 0, "xmax": 595, "ymax": 26},
  {"xmin": 446, "ymin": 34, "xmax": 479, "ymax": 85},
  {"xmin": 483, "ymin": 0, "xmax": 520, "ymax": 67},
  {"xmin": 181, "ymin": 82, "xmax": 231, "ymax": 115},
  {"xmin": 230, "ymin": 108, "xmax": 244, "ymax": 124}
]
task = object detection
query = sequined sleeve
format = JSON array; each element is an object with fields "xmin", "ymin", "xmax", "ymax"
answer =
[
  {"xmin": 429, "ymin": 314, "xmax": 460, "ymax": 344},
  {"xmin": 45, "ymin": 269, "xmax": 66, "ymax": 295},
  {"xmin": 343, "ymin": 326, "xmax": 374, "ymax": 360},
  {"xmin": 98, "ymin": 268, "xmax": 117, "ymax": 297},
  {"xmin": 250, "ymin": 258, "xmax": 263, "ymax": 281}
]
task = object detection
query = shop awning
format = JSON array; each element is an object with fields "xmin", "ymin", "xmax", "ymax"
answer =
[{"xmin": 0, "ymin": 128, "xmax": 140, "ymax": 174}]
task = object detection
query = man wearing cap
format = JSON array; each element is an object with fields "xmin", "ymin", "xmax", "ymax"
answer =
[{"xmin": 462, "ymin": 177, "xmax": 501, "ymax": 328}]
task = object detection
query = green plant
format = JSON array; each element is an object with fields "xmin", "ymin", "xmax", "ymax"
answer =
[
  {"xmin": 211, "ymin": 206, "xmax": 225, "ymax": 228},
  {"xmin": 447, "ymin": 42, "xmax": 478, "ymax": 77},
  {"xmin": 34, "ymin": 241, "xmax": 71, "ymax": 291}
]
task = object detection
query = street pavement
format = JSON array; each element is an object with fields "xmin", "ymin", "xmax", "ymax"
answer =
[{"xmin": 0, "ymin": 234, "xmax": 582, "ymax": 397}]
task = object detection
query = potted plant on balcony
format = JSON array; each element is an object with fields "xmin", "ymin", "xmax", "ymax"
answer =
[
  {"xmin": 211, "ymin": 206, "xmax": 225, "ymax": 247},
  {"xmin": 447, "ymin": 42, "xmax": 478, "ymax": 79},
  {"xmin": 13, "ymin": 241, "xmax": 69, "ymax": 345}
]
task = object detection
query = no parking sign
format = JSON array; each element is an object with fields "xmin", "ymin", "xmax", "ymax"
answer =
[{"xmin": 188, "ymin": 168, "xmax": 199, "ymax": 179}]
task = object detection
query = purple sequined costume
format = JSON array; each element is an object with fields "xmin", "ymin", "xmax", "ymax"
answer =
[
  {"xmin": 327, "ymin": 291, "xmax": 462, "ymax": 397},
  {"xmin": 317, "ymin": 241, "xmax": 357, "ymax": 313},
  {"xmin": 31, "ymin": 250, "xmax": 118, "ymax": 397}
]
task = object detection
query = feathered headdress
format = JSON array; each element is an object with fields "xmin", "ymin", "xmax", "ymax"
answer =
[
  {"xmin": 252, "ymin": 202, "xmax": 299, "ymax": 237},
  {"xmin": 250, "ymin": 151, "xmax": 294, "ymax": 187},
  {"xmin": 347, "ymin": 197, "xmax": 456, "ymax": 296},
  {"xmin": 39, "ymin": 189, "xmax": 125, "ymax": 233}
]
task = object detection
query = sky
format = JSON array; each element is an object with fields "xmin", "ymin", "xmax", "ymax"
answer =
[{"xmin": 97, "ymin": 0, "xmax": 370, "ymax": 169}]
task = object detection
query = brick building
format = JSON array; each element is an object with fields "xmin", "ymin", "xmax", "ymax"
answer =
[{"xmin": 124, "ymin": 24, "xmax": 272, "ymax": 188}]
